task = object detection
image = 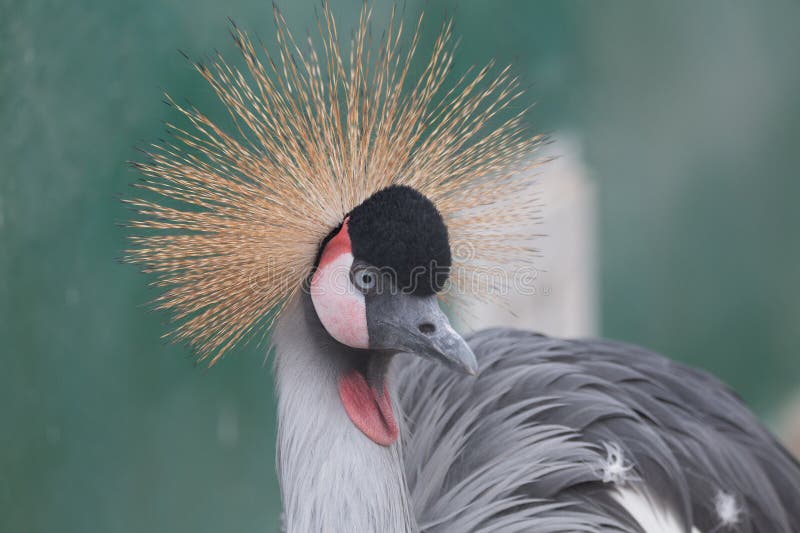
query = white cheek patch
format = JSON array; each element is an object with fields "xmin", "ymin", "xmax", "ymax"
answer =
[{"xmin": 310, "ymin": 252, "xmax": 369, "ymax": 348}]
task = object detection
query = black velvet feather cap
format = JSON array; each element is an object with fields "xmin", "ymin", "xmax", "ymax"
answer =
[{"xmin": 345, "ymin": 185, "xmax": 452, "ymax": 296}]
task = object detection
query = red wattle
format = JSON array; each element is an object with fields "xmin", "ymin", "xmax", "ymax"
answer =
[{"xmin": 338, "ymin": 369, "xmax": 398, "ymax": 446}]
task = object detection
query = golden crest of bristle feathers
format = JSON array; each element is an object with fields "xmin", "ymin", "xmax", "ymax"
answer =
[{"xmin": 126, "ymin": 4, "xmax": 543, "ymax": 364}]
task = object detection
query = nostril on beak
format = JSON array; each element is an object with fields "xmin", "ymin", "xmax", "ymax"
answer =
[{"xmin": 418, "ymin": 322, "xmax": 436, "ymax": 335}]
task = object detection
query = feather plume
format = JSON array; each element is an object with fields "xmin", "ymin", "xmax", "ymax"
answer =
[{"xmin": 126, "ymin": 3, "xmax": 543, "ymax": 363}]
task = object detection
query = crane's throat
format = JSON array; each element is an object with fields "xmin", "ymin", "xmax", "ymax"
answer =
[{"xmin": 338, "ymin": 357, "xmax": 398, "ymax": 446}]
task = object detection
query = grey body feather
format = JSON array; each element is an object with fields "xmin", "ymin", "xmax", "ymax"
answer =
[
  {"xmin": 273, "ymin": 294, "xmax": 800, "ymax": 532},
  {"xmin": 397, "ymin": 329, "xmax": 800, "ymax": 532}
]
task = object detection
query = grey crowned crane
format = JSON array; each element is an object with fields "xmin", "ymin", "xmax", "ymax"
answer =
[{"xmin": 126, "ymin": 5, "xmax": 800, "ymax": 532}]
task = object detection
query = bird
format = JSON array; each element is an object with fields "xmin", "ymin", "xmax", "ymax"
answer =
[{"xmin": 126, "ymin": 4, "xmax": 800, "ymax": 532}]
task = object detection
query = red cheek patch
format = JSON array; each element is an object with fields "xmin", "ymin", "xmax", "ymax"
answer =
[
  {"xmin": 318, "ymin": 218, "xmax": 352, "ymax": 269},
  {"xmin": 310, "ymin": 221, "xmax": 369, "ymax": 348}
]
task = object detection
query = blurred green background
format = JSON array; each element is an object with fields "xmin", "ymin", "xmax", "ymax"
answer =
[{"xmin": 2, "ymin": 1, "xmax": 799, "ymax": 531}]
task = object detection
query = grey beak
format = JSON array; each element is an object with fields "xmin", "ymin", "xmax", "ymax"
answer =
[{"xmin": 366, "ymin": 292, "xmax": 478, "ymax": 375}]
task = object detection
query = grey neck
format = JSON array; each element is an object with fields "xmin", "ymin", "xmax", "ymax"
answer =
[{"xmin": 271, "ymin": 292, "xmax": 417, "ymax": 532}]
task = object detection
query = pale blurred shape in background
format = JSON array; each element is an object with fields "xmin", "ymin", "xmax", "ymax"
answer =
[
  {"xmin": 468, "ymin": 137, "xmax": 597, "ymax": 338},
  {"xmin": 778, "ymin": 392, "xmax": 800, "ymax": 459}
]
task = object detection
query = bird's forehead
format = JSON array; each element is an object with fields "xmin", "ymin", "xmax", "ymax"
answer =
[{"xmin": 318, "ymin": 185, "xmax": 453, "ymax": 296}]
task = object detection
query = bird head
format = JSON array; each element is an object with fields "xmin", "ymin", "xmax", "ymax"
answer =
[
  {"xmin": 308, "ymin": 184, "xmax": 477, "ymax": 445},
  {"xmin": 310, "ymin": 185, "xmax": 477, "ymax": 376},
  {"xmin": 126, "ymin": 4, "xmax": 541, "ymax": 445}
]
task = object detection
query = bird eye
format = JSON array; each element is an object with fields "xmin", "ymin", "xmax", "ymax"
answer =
[{"xmin": 352, "ymin": 268, "xmax": 377, "ymax": 293}]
